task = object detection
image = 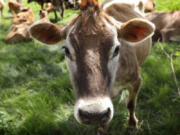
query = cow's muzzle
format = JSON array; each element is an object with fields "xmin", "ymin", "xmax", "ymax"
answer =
[
  {"xmin": 79, "ymin": 107, "xmax": 111, "ymax": 124},
  {"xmin": 74, "ymin": 97, "xmax": 114, "ymax": 125}
]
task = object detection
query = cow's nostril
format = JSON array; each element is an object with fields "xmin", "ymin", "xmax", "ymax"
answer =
[
  {"xmin": 78, "ymin": 107, "xmax": 111, "ymax": 124},
  {"xmin": 100, "ymin": 108, "xmax": 111, "ymax": 122},
  {"xmin": 79, "ymin": 109, "xmax": 90, "ymax": 124}
]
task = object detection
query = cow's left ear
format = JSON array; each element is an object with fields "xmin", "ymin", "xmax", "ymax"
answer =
[
  {"xmin": 118, "ymin": 18, "xmax": 155, "ymax": 44},
  {"xmin": 29, "ymin": 21, "xmax": 67, "ymax": 45}
]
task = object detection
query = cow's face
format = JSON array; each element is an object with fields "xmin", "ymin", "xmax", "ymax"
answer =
[
  {"xmin": 29, "ymin": 2, "xmax": 154, "ymax": 125},
  {"xmin": 64, "ymin": 14, "xmax": 120, "ymax": 125}
]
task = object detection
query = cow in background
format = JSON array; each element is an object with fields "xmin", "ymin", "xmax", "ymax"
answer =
[
  {"xmin": 102, "ymin": 0, "xmax": 145, "ymax": 15},
  {"xmin": 12, "ymin": 7, "xmax": 34, "ymax": 24},
  {"xmin": 6, "ymin": 6, "xmax": 35, "ymax": 43},
  {"xmin": 49, "ymin": 0, "xmax": 65, "ymax": 21},
  {"xmin": 28, "ymin": 0, "xmax": 64, "ymax": 22},
  {"xmin": 102, "ymin": 0, "xmax": 155, "ymax": 13},
  {"xmin": 5, "ymin": 23, "xmax": 32, "ymax": 43},
  {"xmin": 39, "ymin": 9, "xmax": 50, "ymax": 21},
  {"xmin": 8, "ymin": 1, "xmax": 22, "ymax": 13},
  {"xmin": 146, "ymin": 11, "xmax": 180, "ymax": 42}
]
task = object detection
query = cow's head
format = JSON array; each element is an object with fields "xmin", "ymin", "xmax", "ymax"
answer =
[
  {"xmin": 12, "ymin": 8, "xmax": 33, "ymax": 24},
  {"xmin": 29, "ymin": 0, "xmax": 154, "ymax": 125}
]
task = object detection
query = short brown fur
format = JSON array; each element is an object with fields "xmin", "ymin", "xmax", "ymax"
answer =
[
  {"xmin": 70, "ymin": 1, "xmax": 151, "ymax": 129},
  {"xmin": 29, "ymin": 0, "xmax": 154, "ymax": 131}
]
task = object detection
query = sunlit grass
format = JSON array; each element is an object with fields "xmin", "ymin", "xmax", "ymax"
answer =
[{"xmin": 155, "ymin": 0, "xmax": 180, "ymax": 11}]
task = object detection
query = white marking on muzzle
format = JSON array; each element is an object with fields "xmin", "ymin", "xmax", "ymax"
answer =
[{"xmin": 74, "ymin": 97, "xmax": 114, "ymax": 124}]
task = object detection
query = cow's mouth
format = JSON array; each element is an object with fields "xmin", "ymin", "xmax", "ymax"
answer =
[
  {"xmin": 74, "ymin": 97, "xmax": 114, "ymax": 125},
  {"xmin": 78, "ymin": 107, "xmax": 111, "ymax": 125}
]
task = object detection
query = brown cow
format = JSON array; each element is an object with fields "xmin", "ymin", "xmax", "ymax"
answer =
[
  {"xmin": 12, "ymin": 7, "xmax": 35, "ymax": 24},
  {"xmin": 0, "ymin": 0, "xmax": 4, "ymax": 16},
  {"xmin": 39, "ymin": 9, "xmax": 50, "ymax": 21},
  {"xmin": 49, "ymin": 0, "xmax": 65, "ymax": 21},
  {"xmin": 28, "ymin": 0, "xmax": 64, "ymax": 22},
  {"xmin": 5, "ymin": 23, "xmax": 32, "ymax": 43},
  {"xmin": 7, "ymin": 9, "xmax": 50, "ymax": 43},
  {"xmin": 29, "ymin": 0, "xmax": 155, "ymax": 133},
  {"xmin": 6, "ymin": 7, "xmax": 34, "ymax": 43},
  {"xmin": 146, "ymin": 11, "xmax": 180, "ymax": 42},
  {"xmin": 45, "ymin": 2, "xmax": 65, "ymax": 21},
  {"xmin": 8, "ymin": 1, "xmax": 22, "ymax": 13}
]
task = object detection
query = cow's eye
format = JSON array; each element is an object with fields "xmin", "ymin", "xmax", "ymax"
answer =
[
  {"xmin": 113, "ymin": 46, "xmax": 120, "ymax": 57},
  {"xmin": 62, "ymin": 46, "xmax": 71, "ymax": 58}
]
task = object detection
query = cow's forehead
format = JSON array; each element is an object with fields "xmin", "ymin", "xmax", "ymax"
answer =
[
  {"xmin": 69, "ymin": 32, "xmax": 115, "ymax": 51},
  {"xmin": 66, "ymin": 13, "xmax": 117, "ymax": 51}
]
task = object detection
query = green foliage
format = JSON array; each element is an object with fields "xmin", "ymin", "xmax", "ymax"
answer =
[
  {"xmin": 155, "ymin": 0, "xmax": 180, "ymax": 11},
  {"xmin": 138, "ymin": 43, "xmax": 180, "ymax": 135},
  {"xmin": 0, "ymin": 0, "xmax": 180, "ymax": 135}
]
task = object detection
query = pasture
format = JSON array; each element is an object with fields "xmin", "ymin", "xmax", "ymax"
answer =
[{"xmin": 0, "ymin": 0, "xmax": 180, "ymax": 135}]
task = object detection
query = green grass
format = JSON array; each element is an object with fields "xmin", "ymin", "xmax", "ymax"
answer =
[
  {"xmin": 155, "ymin": 0, "xmax": 180, "ymax": 11},
  {"xmin": 0, "ymin": 0, "xmax": 180, "ymax": 135}
]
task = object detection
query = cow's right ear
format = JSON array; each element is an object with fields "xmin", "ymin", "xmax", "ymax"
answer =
[
  {"xmin": 118, "ymin": 18, "xmax": 155, "ymax": 44},
  {"xmin": 29, "ymin": 21, "xmax": 66, "ymax": 45}
]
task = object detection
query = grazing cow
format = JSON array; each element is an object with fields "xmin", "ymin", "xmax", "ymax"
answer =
[
  {"xmin": 12, "ymin": 7, "xmax": 35, "ymax": 24},
  {"xmin": 146, "ymin": 11, "xmax": 180, "ymax": 42},
  {"xmin": 0, "ymin": 0, "xmax": 4, "ymax": 16},
  {"xmin": 8, "ymin": 1, "xmax": 22, "ymax": 13},
  {"xmin": 5, "ymin": 23, "xmax": 32, "ymax": 43},
  {"xmin": 45, "ymin": 3, "xmax": 61, "ymax": 22},
  {"xmin": 28, "ymin": 0, "xmax": 64, "ymax": 22},
  {"xmin": 6, "ymin": 7, "xmax": 34, "ymax": 43},
  {"xmin": 29, "ymin": 0, "xmax": 155, "ymax": 133}
]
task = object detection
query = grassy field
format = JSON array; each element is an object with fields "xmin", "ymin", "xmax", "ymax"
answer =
[{"xmin": 0, "ymin": 0, "xmax": 180, "ymax": 135}]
